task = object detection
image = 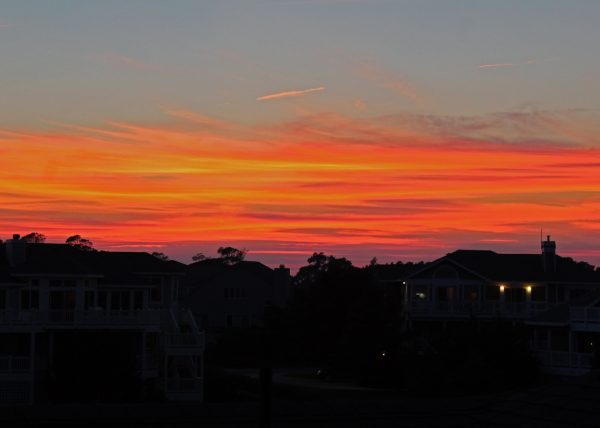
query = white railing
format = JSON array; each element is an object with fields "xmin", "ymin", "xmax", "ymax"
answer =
[
  {"xmin": 0, "ymin": 309, "xmax": 164, "ymax": 327},
  {"xmin": 536, "ymin": 351, "xmax": 593, "ymax": 368},
  {"xmin": 166, "ymin": 377, "xmax": 203, "ymax": 392},
  {"xmin": 0, "ymin": 382, "xmax": 29, "ymax": 405},
  {"xmin": 166, "ymin": 333, "xmax": 205, "ymax": 349},
  {"xmin": 409, "ymin": 301, "xmax": 548, "ymax": 317},
  {"xmin": 571, "ymin": 307, "xmax": 600, "ymax": 324},
  {"xmin": 0, "ymin": 356, "xmax": 31, "ymax": 374}
]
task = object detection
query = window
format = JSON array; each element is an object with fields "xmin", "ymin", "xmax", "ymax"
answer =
[
  {"xmin": 486, "ymin": 285, "xmax": 500, "ymax": 301},
  {"xmin": 144, "ymin": 277, "xmax": 162, "ymax": 285},
  {"xmin": 21, "ymin": 289, "xmax": 40, "ymax": 310},
  {"xmin": 463, "ymin": 285, "xmax": 480, "ymax": 301},
  {"xmin": 570, "ymin": 288, "xmax": 589, "ymax": 299},
  {"xmin": 226, "ymin": 315, "xmax": 233, "ymax": 328},
  {"xmin": 50, "ymin": 291, "xmax": 76, "ymax": 310},
  {"xmin": 506, "ymin": 288, "xmax": 525, "ymax": 302},
  {"xmin": 63, "ymin": 280, "xmax": 77, "ymax": 287},
  {"xmin": 531, "ymin": 286, "xmax": 546, "ymax": 302},
  {"xmin": 30, "ymin": 279, "xmax": 39, "ymax": 287},
  {"xmin": 414, "ymin": 285, "xmax": 428, "ymax": 300},
  {"xmin": 150, "ymin": 287, "xmax": 162, "ymax": 303},
  {"xmin": 134, "ymin": 291, "xmax": 144, "ymax": 309},
  {"xmin": 111, "ymin": 291, "xmax": 131, "ymax": 310},
  {"xmin": 49, "ymin": 279, "xmax": 62, "ymax": 287},
  {"xmin": 98, "ymin": 291, "xmax": 108, "ymax": 309},
  {"xmin": 84, "ymin": 291, "xmax": 95, "ymax": 310},
  {"xmin": 224, "ymin": 288, "xmax": 229, "ymax": 299}
]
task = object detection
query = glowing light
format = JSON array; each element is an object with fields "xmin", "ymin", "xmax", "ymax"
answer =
[
  {"xmin": 500, "ymin": 285, "xmax": 505, "ymax": 292},
  {"xmin": 526, "ymin": 285, "xmax": 532, "ymax": 293}
]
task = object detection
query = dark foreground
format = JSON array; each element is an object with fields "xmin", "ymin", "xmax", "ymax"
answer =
[{"xmin": 3, "ymin": 375, "xmax": 600, "ymax": 427}]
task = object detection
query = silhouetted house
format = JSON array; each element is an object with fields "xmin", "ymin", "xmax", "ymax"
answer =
[
  {"xmin": 401, "ymin": 236, "xmax": 600, "ymax": 374},
  {"xmin": 184, "ymin": 259, "xmax": 291, "ymax": 331},
  {"xmin": 0, "ymin": 235, "xmax": 204, "ymax": 405}
]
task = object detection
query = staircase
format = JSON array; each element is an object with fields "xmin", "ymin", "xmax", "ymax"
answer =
[
  {"xmin": 0, "ymin": 356, "xmax": 32, "ymax": 405},
  {"xmin": 163, "ymin": 309, "xmax": 204, "ymax": 401}
]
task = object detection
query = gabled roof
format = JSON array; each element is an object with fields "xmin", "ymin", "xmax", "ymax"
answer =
[
  {"xmin": 185, "ymin": 259, "xmax": 275, "ymax": 287},
  {"xmin": 406, "ymin": 249, "xmax": 600, "ymax": 283},
  {"xmin": 0, "ymin": 243, "xmax": 184, "ymax": 284}
]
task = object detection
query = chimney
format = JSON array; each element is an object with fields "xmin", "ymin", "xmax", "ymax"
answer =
[
  {"xmin": 541, "ymin": 235, "xmax": 556, "ymax": 273},
  {"xmin": 5, "ymin": 234, "xmax": 26, "ymax": 267},
  {"xmin": 273, "ymin": 264, "xmax": 291, "ymax": 305}
]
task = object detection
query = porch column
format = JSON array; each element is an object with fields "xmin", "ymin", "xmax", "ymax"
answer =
[
  {"xmin": 568, "ymin": 330, "xmax": 573, "ymax": 355},
  {"xmin": 141, "ymin": 332, "xmax": 146, "ymax": 375},
  {"xmin": 48, "ymin": 331, "xmax": 54, "ymax": 362},
  {"xmin": 29, "ymin": 332, "xmax": 35, "ymax": 405}
]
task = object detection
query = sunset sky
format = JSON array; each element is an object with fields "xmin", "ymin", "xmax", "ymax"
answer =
[{"xmin": 1, "ymin": 1, "xmax": 600, "ymax": 269}]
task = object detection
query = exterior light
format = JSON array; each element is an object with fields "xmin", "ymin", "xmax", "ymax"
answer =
[
  {"xmin": 499, "ymin": 285, "xmax": 505, "ymax": 292},
  {"xmin": 381, "ymin": 352, "xmax": 386, "ymax": 358},
  {"xmin": 526, "ymin": 286, "xmax": 532, "ymax": 293}
]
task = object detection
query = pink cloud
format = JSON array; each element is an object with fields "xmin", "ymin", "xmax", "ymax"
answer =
[
  {"xmin": 256, "ymin": 86, "xmax": 326, "ymax": 101},
  {"xmin": 353, "ymin": 61, "xmax": 419, "ymax": 102},
  {"xmin": 162, "ymin": 107, "xmax": 230, "ymax": 129},
  {"xmin": 97, "ymin": 52, "xmax": 149, "ymax": 70},
  {"xmin": 478, "ymin": 63, "xmax": 515, "ymax": 69},
  {"xmin": 354, "ymin": 99, "xmax": 367, "ymax": 111}
]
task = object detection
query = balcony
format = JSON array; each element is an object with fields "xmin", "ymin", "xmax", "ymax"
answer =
[
  {"xmin": 536, "ymin": 350, "xmax": 593, "ymax": 369},
  {"xmin": 0, "ymin": 309, "xmax": 165, "ymax": 328},
  {"xmin": 165, "ymin": 377, "xmax": 203, "ymax": 401},
  {"xmin": 166, "ymin": 333, "xmax": 205, "ymax": 350},
  {"xmin": 570, "ymin": 307, "xmax": 600, "ymax": 331},
  {"xmin": 0, "ymin": 356, "xmax": 31, "ymax": 374},
  {"xmin": 408, "ymin": 301, "xmax": 548, "ymax": 318}
]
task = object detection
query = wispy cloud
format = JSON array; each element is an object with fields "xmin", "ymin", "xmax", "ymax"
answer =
[
  {"xmin": 256, "ymin": 86, "xmax": 326, "ymax": 101},
  {"xmin": 353, "ymin": 61, "xmax": 419, "ymax": 102},
  {"xmin": 162, "ymin": 107, "xmax": 230, "ymax": 129},
  {"xmin": 354, "ymin": 99, "xmax": 367, "ymax": 111},
  {"xmin": 2, "ymin": 108, "xmax": 600, "ymax": 268},
  {"xmin": 478, "ymin": 59, "xmax": 540, "ymax": 70},
  {"xmin": 478, "ymin": 63, "xmax": 515, "ymax": 69},
  {"xmin": 96, "ymin": 52, "xmax": 149, "ymax": 70}
]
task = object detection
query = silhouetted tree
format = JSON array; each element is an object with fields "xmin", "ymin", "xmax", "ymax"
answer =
[
  {"xmin": 151, "ymin": 252, "xmax": 169, "ymax": 261},
  {"xmin": 264, "ymin": 252, "xmax": 400, "ymax": 377},
  {"xmin": 192, "ymin": 252, "xmax": 207, "ymax": 262},
  {"xmin": 21, "ymin": 232, "xmax": 46, "ymax": 243},
  {"xmin": 217, "ymin": 246, "xmax": 246, "ymax": 265},
  {"xmin": 65, "ymin": 235, "xmax": 94, "ymax": 251},
  {"xmin": 294, "ymin": 252, "xmax": 353, "ymax": 287}
]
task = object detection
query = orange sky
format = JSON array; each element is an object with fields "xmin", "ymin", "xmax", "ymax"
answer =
[{"xmin": 1, "ymin": 109, "xmax": 599, "ymax": 268}]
